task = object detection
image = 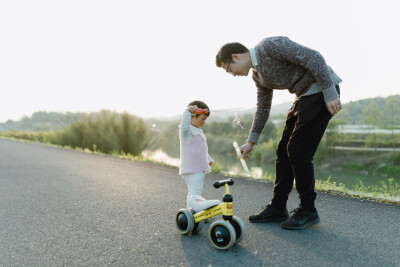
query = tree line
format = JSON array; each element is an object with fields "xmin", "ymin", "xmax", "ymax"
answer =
[
  {"xmin": 1, "ymin": 95, "xmax": 399, "ymax": 163},
  {"xmin": 1, "ymin": 110, "xmax": 148, "ymax": 156},
  {"xmin": 335, "ymin": 95, "xmax": 400, "ymax": 128}
]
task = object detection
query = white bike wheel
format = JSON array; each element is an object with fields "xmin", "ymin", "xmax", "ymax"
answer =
[
  {"xmin": 208, "ymin": 220, "xmax": 236, "ymax": 250},
  {"xmin": 230, "ymin": 216, "xmax": 246, "ymax": 243},
  {"xmin": 175, "ymin": 209, "xmax": 194, "ymax": 235}
]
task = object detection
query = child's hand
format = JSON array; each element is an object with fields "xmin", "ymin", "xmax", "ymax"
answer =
[{"xmin": 187, "ymin": 105, "xmax": 198, "ymax": 113}]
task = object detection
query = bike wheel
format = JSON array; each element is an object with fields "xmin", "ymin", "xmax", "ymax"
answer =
[
  {"xmin": 230, "ymin": 216, "xmax": 246, "ymax": 243},
  {"xmin": 192, "ymin": 219, "xmax": 204, "ymax": 233},
  {"xmin": 208, "ymin": 220, "xmax": 236, "ymax": 250},
  {"xmin": 176, "ymin": 209, "xmax": 194, "ymax": 235}
]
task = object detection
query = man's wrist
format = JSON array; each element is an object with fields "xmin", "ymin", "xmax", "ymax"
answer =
[
  {"xmin": 322, "ymin": 84, "xmax": 339, "ymax": 102},
  {"xmin": 247, "ymin": 141, "xmax": 255, "ymax": 146},
  {"xmin": 247, "ymin": 131, "xmax": 260, "ymax": 145}
]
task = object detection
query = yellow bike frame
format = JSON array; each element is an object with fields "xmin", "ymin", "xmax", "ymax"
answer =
[{"xmin": 193, "ymin": 183, "xmax": 233, "ymax": 223}]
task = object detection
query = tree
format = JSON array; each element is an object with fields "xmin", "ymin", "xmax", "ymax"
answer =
[
  {"xmin": 54, "ymin": 110, "xmax": 148, "ymax": 156},
  {"xmin": 361, "ymin": 102, "xmax": 385, "ymax": 148},
  {"xmin": 384, "ymin": 96, "xmax": 400, "ymax": 149},
  {"xmin": 157, "ymin": 123, "xmax": 180, "ymax": 158}
]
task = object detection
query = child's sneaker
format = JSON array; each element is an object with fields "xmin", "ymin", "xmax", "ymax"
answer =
[{"xmin": 189, "ymin": 195, "xmax": 221, "ymax": 213}]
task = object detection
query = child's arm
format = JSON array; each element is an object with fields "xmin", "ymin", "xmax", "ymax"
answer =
[{"xmin": 180, "ymin": 105, "xmax": 197, "ymax": 142}]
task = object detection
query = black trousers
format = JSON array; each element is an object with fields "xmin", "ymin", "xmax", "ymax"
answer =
[{"xmin": 271, "ymin": 86, "xmax": 339, "ymax": 210}]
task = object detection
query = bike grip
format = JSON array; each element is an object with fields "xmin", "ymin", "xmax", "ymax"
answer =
[{"xmin": 213, "ymin": 178, "xmax": 234, "ymax": 188}]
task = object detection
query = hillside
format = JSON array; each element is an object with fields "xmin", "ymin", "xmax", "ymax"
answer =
[
  {"xmin": 2, "ymin": 95, "xmax": 399, "ymax": 132},
  {"xmin": 206, "ymin": 101, "xmax": 292, "ymax": 121},
  {"xmin": 335, "ymin": 95, "xmax": 400, "ymax": 127},
  {"xmin": 0, "ymin": 111, "xmax": 86, "ymax": 132}
]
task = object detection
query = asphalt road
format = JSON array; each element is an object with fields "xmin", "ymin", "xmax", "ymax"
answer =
[{"xmin": 1, "ymin": 138, "xmax": 399, "ymax": 266}]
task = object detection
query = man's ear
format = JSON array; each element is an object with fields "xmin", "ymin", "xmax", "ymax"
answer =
[{"xmin": 232, "ymin": 54, "xmax": 240, "ymax": 61}]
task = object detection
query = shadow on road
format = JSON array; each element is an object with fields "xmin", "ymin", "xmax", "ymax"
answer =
[
  {"xmin": 259, "ymin": 223, "xmax": 394, "ymax": 266},
  {"xmin": 179, "ymin": 230, "xmax": 264, "ymax": 266}
]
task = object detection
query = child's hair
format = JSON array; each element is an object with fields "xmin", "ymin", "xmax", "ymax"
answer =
[{"xmin": 187, "ymin": 100, "xmax": 210, "ymax": 118}]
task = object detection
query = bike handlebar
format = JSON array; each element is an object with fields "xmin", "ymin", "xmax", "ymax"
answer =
[{"xmin": 213, "ymin": 178, "xmax": 234, "ymax": 188}]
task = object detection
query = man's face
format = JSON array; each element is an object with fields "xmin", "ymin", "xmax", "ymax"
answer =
[{"xmin": 221, "ymin": 54, "xmax": 251, "ymax": 77}]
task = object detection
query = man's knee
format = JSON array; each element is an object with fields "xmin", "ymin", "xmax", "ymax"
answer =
[
  {"xmin": 276, "ymin": 140, "xmax": 289, "ymax": 159},
  {"xmin": 287, "ymin": 144, "xmax": 313, "ymax": 165}
]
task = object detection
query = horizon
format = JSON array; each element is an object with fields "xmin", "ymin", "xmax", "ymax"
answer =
[{"xmin": 2, "ymin": 93, "xmax": 399, "ymax": 123}]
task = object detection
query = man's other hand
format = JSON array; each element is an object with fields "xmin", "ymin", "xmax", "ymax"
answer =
[
  {"xmin": 325, "ymin": 97, "xmax": 342, "ymax": 116},
  {"xmin": 239, "ymin": 142, "xmax": 254, "ymax": 159}
]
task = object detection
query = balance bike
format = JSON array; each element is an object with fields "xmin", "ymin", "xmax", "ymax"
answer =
[{"xmin": 175, "ymin": 178, "xmax": 246, "ymax": 250}]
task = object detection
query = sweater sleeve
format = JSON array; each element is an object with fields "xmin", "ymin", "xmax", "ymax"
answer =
[
  {"xmin": 248, "ymin": 84, "xmax": 273, "ymax": 145},
  {"xmin": 266, "ymin": 36, "xmax": 335, "ymax": 97},
  {"xmin": 180, "ymin": 110, "xmax": 192, "ymax": 143}
]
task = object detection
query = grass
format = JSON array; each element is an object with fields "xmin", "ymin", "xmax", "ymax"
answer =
[
  {"xmin": 342, "ymin": 162, "xmax": 400, "ymax": 178},
  {"xmin": 1, "ymin": 133, "xmax": 399, "ymax": 205},
  {"xmin": 314, "ymin": 177, "xmax": 400, "ymax": 204},
  {"xmin": 248, "ymin": 166, "xmax": 400, "ymax": 205}
]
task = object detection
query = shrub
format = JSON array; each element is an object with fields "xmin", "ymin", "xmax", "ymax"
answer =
[{"xmin": 53, "ymin": 110, "xmax": 148, "ymax": 156}]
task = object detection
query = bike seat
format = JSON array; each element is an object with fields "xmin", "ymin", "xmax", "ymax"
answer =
[{"xmin": 189, "ymin": 195, "xmax": 221, "ymax": 212}]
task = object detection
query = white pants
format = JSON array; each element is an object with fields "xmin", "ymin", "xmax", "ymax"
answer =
[{"xmin": 182, "ymin": 172, "xmax": 221, "ymax": 212}]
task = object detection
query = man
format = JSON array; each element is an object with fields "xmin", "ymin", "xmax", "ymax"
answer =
[{"xmin": 216, "ymin": 36, "xmax": 342, "ymax": 230}]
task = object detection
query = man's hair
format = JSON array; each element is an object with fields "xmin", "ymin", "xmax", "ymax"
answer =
[
  {"xmin": 215, "ymin": 42, "xmax": 249, "ymax": 67},
  {"xmin": 187, "ymin": 100, "xmax": 210, "ymax": 117}
]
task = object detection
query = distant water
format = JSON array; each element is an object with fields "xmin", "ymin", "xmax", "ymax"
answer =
[
  {"xmin": 141, "ymin": 150, "xmax": 180, "ymax": 167},
  {"xmin": 332, "ymin": 124, "xmax": 400, "ymax": 134},
  {"xmin": 142, "ymin": 149, "xmax": 400, "ymax": 190}
]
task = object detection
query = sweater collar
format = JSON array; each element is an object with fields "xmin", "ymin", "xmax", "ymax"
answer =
[
  {"xmin": 190, "ymin": 125, "xmax": 206, "ymax": 141},
  {"xmin": 249, "ymin": 48, "xmax": 259, "ymax": 68}
]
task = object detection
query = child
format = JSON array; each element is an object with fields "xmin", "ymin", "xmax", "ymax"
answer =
[{"xmin": 179, "ymin": 100, "xmax": 221, "ymax": 212}]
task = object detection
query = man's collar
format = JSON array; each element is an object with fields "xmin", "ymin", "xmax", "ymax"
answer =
[{"xmin": 249, "ymin": 48, "xmax": 259, "ymax": 68}]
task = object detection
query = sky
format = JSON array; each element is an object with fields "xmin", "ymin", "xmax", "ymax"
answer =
[{"xmin": 1, "ymin": 0, "xmax": 399, "ymax": 122}]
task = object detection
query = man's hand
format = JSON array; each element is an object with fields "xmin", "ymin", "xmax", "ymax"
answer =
[
  {"xmin": 239, "ymin": 142, "xmax": 254, "ymax": 160},
  {"xmin": 325, "ymin": 97, "xmax": 342, "ymax": 116}
]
